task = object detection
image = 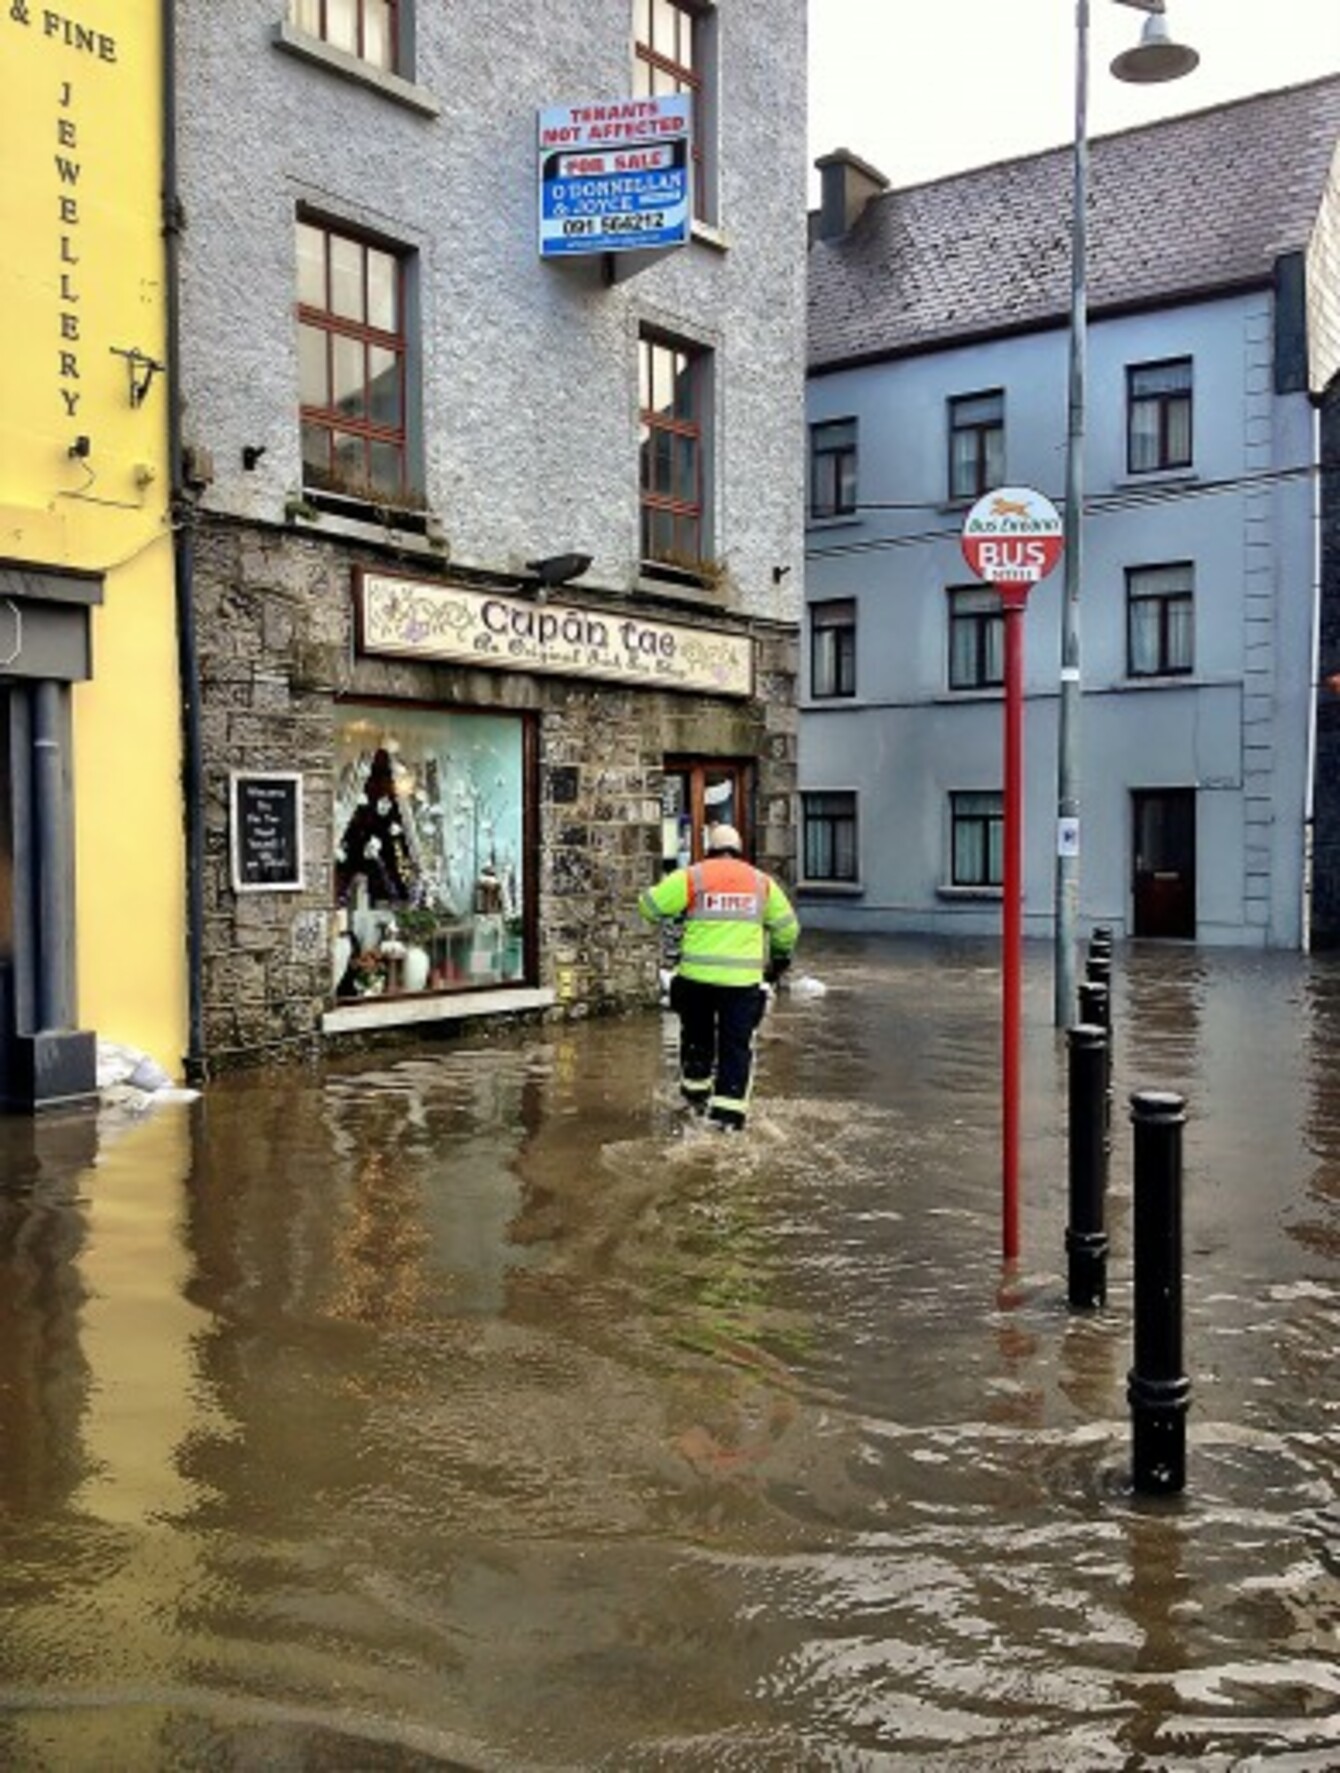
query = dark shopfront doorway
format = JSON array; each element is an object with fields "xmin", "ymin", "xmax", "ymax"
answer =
[
  {"xmin": 659, "ymin": 759, "xmax": 753, "ymax": 873},
  {"xmin": 1132, "ymin": 787, "xmax": 1196, "ymax": 939}
]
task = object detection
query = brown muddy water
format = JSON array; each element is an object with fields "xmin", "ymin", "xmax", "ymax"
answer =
[{"xmin": 0, "ymin": 935, "xmax": 1336, "ymax": 1770}]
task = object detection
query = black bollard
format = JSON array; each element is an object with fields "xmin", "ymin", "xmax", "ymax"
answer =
[
  {"xmin": 1066, "ymin": 1024, "xmax": 1108, "ymax": 1309},
  {"xmin": 1127, "ymin": 1090, "xmax": 1191, "ymax": 1496},
  {"xmin": 1077, "ymin": 977, "xmax": 1109, "ymax": 1034},
  {"xmin": 1090, "ymin": 924, "xmax": 1114, "ymax": 953},
  {"xmin": 1085, "ymin": 951, "xmax": 1112, "ymax": 993},
  {"xmin": 1078, "ymin": 978, "xmax": 1112, "ymax": 1134}
]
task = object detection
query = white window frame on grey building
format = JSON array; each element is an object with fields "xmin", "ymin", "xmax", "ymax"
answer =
[
  {"xmin": 1127, "ymin": 562, "xmax": 1194, "ymax": 677},
  {"xmin": 948, "ymin": 390, "xmax": 1004, "ymax": 502}
]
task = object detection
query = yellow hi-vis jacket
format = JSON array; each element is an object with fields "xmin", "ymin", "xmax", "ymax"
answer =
[{"xmin": 638, "ymin": 856, "xmax": 800, "ymax": 987}]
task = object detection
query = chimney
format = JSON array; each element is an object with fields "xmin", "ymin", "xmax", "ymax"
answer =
[{"xmin": 814, "ymin": 148, "xmax": 889, "ymax": 242}]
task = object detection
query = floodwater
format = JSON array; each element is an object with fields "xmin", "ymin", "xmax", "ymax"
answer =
[{"xmin": 0, "ymin": 935, "xmax": 1336, "ymax": 1770}]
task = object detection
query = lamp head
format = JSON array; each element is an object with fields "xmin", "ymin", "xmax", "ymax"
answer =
[
  {"xmin": 525, "ymin": 551, "xmax": 593, "ymax": 588},
  {"xmin": 1111, "ymin": 11, "xmax": 1199, "ymax": 84}
]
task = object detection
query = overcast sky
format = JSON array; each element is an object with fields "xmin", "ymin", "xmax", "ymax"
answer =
[{"xmin": 807, "ymin": 0, "xmax": 1340, "ymax": 198}]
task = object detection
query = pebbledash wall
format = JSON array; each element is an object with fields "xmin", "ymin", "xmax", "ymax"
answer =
[{"xmin": 175, "ymin": 4, "xmax": 806, "ymax": 1070}]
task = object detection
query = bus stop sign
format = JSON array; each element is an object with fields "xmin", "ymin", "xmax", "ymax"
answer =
[{"xmin": 961, "ymin": 485, "xmax": 1064, "ymax": 604}]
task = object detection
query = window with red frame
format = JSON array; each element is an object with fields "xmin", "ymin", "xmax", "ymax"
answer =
[
  {"xmin": 639, "ymin": 333, "xmax": 706, "ymax": 573},
  {"xmin": 297, "ymin": 219, "xmax": 410, "ymax": 505},
  {"xmin": 634, "ymin": 0, "xmax": 709, "ymax": 217},
  {"xmin": 291, "ymin": 0, "xmax": 398, "ymax": 73}
]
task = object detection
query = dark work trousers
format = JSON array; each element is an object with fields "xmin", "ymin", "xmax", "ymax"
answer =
[{"xmin": 670, "ymin": 976, "xmax": 766, "ymax": 1124}]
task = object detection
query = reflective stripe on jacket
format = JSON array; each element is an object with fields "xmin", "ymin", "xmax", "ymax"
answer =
[{"xmin": 638, "ymin": 856, "xmax": 799, "ymax": 987}]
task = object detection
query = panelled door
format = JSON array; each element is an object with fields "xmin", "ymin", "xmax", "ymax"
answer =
[{"xmin": 1132, "ymin": 789, "xmax": 1196, "ymax": 939}]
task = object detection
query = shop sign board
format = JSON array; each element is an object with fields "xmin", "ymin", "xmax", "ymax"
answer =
[
  {"xmin": 230, "ymin": 771, "xmax": 305, "ymax": 893},
  {"xmin": 357, "ymin": 571, "xmax": 754, "ymax": 699},
  {"xmin": 538, "ymin": 94, "xmax": 691, "ymax": 258}
]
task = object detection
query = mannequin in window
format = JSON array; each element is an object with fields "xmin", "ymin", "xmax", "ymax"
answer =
[{"xmin": 334, "ymin": 747, "xmax": 417, "ymax": 906}]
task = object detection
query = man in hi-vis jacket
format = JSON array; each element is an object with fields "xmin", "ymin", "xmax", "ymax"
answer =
[{"xmin": 638, "ymin": 823, "xmax": 800, "ymax": 1131}]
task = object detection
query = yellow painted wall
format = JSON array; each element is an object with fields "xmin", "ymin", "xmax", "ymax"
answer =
[{"xmin": 0, "ymin": 1, "xmax": 187, "ymax": 1077}]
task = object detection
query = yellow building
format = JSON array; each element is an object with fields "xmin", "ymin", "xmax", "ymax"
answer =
[{"xmin": 0, "ymin": 1, "xmax": 186, "ymax": 1106}]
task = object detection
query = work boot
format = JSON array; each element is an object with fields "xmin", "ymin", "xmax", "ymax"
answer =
[{"xmin": 708, "ymin": 1108, "xmax": 745, "ymax": 1133}]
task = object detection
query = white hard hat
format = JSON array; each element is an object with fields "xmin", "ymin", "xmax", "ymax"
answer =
[{"xmin": 707, "ymin": 823, "xmax": 742, "ymax": 853}]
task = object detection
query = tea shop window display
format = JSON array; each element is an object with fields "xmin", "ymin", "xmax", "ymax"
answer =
[
  {"xmin": 331, "ymin": 718, "xmax": 528, "ymax": 998},
  {"xmin": 333, "ymin": 746, "xmax": 417, "ymax": 995}
]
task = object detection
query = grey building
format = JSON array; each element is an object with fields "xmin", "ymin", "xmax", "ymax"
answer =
[
  {"xmin": 801, "ymin": 78, "xmax": 1340, "ymax": 951},
  {"xmin": 171, "ymin": 2, "xmax": 806, "ymax": 1069}
]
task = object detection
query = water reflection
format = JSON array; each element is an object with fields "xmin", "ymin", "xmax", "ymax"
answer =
[{"xmin": 0, "ymin": 937, "xmax": 1335, "ymax": 1767}]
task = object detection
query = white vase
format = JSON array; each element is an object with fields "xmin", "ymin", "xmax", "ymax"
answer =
[
  {"xmin": 331, "ymin": 932, "xmax": 353, "ymax": 992},
  {"xmin": 402, "ymin": 944, "xmax": 431, "ymax": 993}
]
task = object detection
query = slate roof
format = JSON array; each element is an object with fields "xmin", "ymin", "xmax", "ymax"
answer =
[{"xmin": 809, "ymin": 74, "xmax": 1340, "ymax": 372}]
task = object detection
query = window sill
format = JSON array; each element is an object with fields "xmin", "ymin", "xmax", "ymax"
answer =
[
  {"xmin": 937, "ymin": 884, "xmax": 1001, "ymax": 901},
  {"xmin": 635, "ymin": 571, "xmax": 722, "ymax": 608},
  {"xmin": 691, "ymin": 219, "xmax": 729, "ymax": 252},
  {"xmin": 323, "ymin": 984, "xmax": 555, "ymax": 1034},
  {"xmin": 798, "ymin": 880, "xmax": 864, "ymax": 896},
  {"xmin": 806, "ymin": 513, "xmax": 862, "ymax": 531},
  {"xmin": 288, "ymin": 494, "xmax": 447, "ymax": 556},
  {"xmin": 272, "ymin": 22, "xmax": 442, "ymax": 117},
  {"xmin": 1113, "ymin": 468, "xmax": 1198, "ymax": 489}
]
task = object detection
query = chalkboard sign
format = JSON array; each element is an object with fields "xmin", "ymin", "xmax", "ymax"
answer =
[{"xmin": 230, "ymin": 771, "xmax": 304, "ymax": 892}]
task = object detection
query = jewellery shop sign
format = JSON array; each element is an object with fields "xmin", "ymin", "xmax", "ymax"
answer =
[{"xmin": 356, "ymin": 570, "xmax": 754, "ymax": 698}]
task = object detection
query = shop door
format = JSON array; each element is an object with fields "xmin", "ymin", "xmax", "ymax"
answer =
[
  {"xmin": 0, "ymin": 692, "xmax": 13, "ymax": 1095},
  {"xmin": 1132, "ymin": 789, "xmax": 1196, "ymax": 939},
  {"xmin": 659, "ymin": 761, "xmax": 752, "ymax": 872}
]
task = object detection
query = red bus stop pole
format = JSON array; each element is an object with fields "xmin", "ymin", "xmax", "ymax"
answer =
[{"xmin": 1001, "ymin": 585, "xmax": 1028, "ymax": 1265}]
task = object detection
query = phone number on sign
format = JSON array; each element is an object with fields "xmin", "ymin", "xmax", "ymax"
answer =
[
  {"xmin": 605, "ymin": 212, "xmax": 666, "ymax": 233},
  {"xmin": 558, "ymin": 213, "xmax": 667, "ymax": 238}
]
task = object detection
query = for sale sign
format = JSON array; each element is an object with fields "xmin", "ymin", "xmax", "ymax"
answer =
[
  {"xmin": 538, "ymin": 95, "xmax": 692, "ymax": 258},
  {"xmin": 961, "ymin": 486, "xmax": 1064, "ymax": 588}
]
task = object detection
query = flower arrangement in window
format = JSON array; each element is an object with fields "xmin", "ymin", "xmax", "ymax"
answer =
[
  {"xmin": 395, "ymin": 905, "xmax": 443, "ymax": 947},
  {"xmin": 348, "ymin": 948, "xmax": 390, "ymax": 997}
]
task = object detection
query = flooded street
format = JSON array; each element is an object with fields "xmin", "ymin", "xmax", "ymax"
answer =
[{"xmin": 1, "ymin": 935, "xmax": 1337, "ymax": 1769}]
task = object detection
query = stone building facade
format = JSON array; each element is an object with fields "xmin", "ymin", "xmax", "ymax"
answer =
[
  {"xmin": 173, "ymin": 3, "xmax": 806, "ymax": 1070},
  {"xmin": 190, "ymin": 518, "xmax": 797, "ymax": 1067}
]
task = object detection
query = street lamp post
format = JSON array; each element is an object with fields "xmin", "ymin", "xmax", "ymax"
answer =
[{"xmin": 1052, "ymin": 0, "xmax": 1199, "ymax": 1028}]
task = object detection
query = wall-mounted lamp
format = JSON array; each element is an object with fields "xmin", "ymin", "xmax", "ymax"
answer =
[
  {"xmin": 521, "ymin": 553, "xmax": 593, "ymax": 601},
  {"xmin": 111, "ymin": 344, "xmax": 166, "ymax": 407},
  {"xmin": 242, "ymin": 444, "xmax": 268, "ymax": 470},
  {"xmin": 525, "ymin": 552, "xmax": 593, "ymax": 588},
  {"xmin": 771, "ymin": 564, "xmax": 791, "ymax": 585},
  {"xmin": 67, "ymin": 435, "xmax": 91, "ymax": 459}
]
